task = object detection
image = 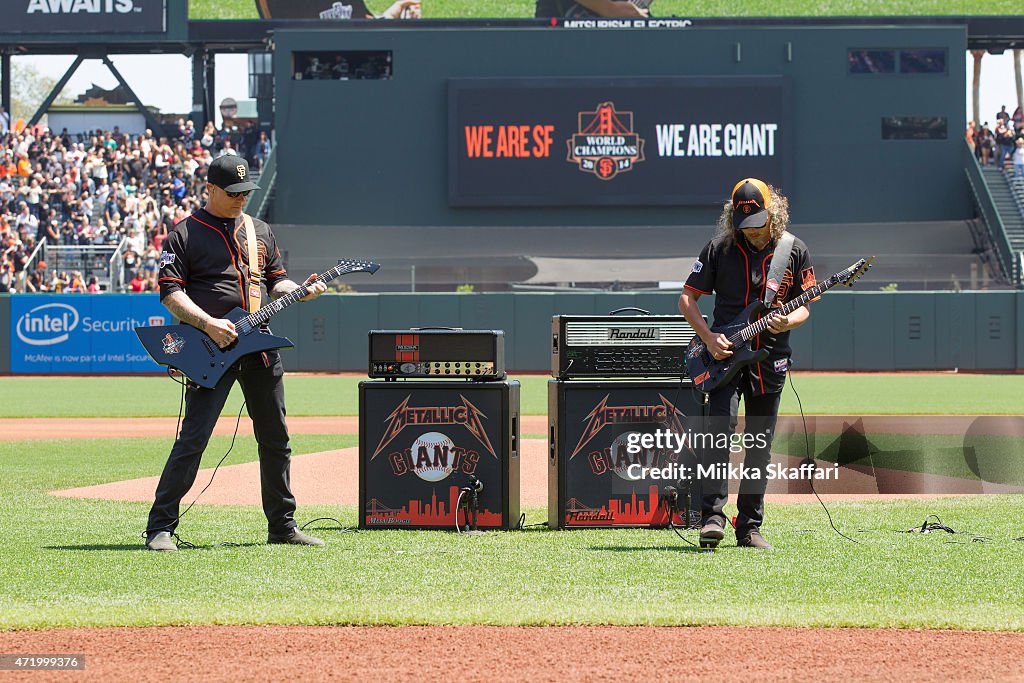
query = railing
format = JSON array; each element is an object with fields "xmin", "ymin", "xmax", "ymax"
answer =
[
  {"xmin": 964, "ymin": 140, "xmax": 1019, "ymax": 285},
  {"xmin": 108, "ymin": 237, "xmax": 129, "ymax": 292},
  {"xmin": 42, "ymin": 243, "xmax": 124, "ymax": 292},
  {"xmin": 245, "ymin": 144, "xmax": 276, "ymax": 220},
  {"xmin": 17, "ymin": 237, "xmax": 48, "ymax": 291}
]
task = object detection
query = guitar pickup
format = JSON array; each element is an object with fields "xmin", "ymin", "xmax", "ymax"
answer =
[{"xmin": 202, "ymin": 338, "xmax": 217, "ymax": 357}]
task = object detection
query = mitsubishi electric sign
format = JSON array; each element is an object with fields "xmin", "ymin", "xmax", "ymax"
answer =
[
  {"xmin": 10, "ymin": 294, "xmax": 169, "ymax": 373},
  {"xmin": 10, "ymin": 0, "xmax": 166, "ymax": 34}
]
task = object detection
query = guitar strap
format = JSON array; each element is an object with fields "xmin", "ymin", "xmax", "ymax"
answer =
[
  {"xmin": 762, "ymin": 232, "xmax": 795, "ymax": 307},
  {"xmin": 241, "ymin": 213, "xmax": 262, "ymax": 312}
]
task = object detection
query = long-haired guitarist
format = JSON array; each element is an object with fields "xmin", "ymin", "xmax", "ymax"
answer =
[
  {"xmin": 677, "ymin": 178, "xmax": 815, "ymax": 550},
  {"xmin": 144, "ymin": 154, "xmax": 328, "ymax": 552}
]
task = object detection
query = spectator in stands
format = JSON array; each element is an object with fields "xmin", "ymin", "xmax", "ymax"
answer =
[
  {"xmin": 995, "ymin": 119, "xmax": 1015, "ymax": 167},
  {"xmin": 0, "ymin": 105, "xmax": 10, "ymax": 135},
  {"xmin": 128, "ymin": 270, "xmax": 146, "ymax": 293},
  {"xmin": 49, "ymin": 270, "xmax": 67, "ymax": 293},
  {"xmin": 25, "ymin": 261, "xmax": 48, "ymax": 293},
  {"xmin": 14, "ymin": 201, "xmax": 38, "ymax": 234},
  {"xmin": 254, "ymin": 131, "xmax": 271, "ymax": 172},
  {"xmin": 976, "ymin": 124, "xmax": 995, "ymax": 165},
  {"xmin": 536, "ymin": 0, "xmax": 648, "ymax": 16},
  {"xmin": 1013, "ymin": 138, "xmax": 1024, "ymax": 179},
  {"xmin": 200, "ymin": 121, "xmax": 216, "ymax": 151},
  {"xmin": 0, "ymin": 253, "xmax": 14, "ymax": 292},
  {"xmin": 67, "ymin": 270, "xmax": 86, "ymax": 293},
  {"xmin": 87, "ymin": 275, "xmax": 101, "ymax": 293},
  {"xmin": 996, "ymin": 105, "xmax": 1010, "ymax": 124}
]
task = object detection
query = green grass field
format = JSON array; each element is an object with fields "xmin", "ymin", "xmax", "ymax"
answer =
[
  {"xmin": 1, "ymin": 374, "xmax": 1022, "ymax": 630},
  {"xmin": 189, "ymin": 0, "xmax": 1024, "ymax": 20},
  {"xmin": 2, "ymin": 373, "xmax": 1024, "ymax": 417},
  {"xmin": 1, "ymin": 434, "xmax": 1022, "ymax": 630}
]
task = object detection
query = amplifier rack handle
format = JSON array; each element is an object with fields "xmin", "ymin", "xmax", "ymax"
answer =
[
  {"xmin": 607, "ymin": 307, "xmax": 650, "ymax": 316},
  {"xmin": 410, "ymin": 326, "xmax": 463, "ymax": 331}
]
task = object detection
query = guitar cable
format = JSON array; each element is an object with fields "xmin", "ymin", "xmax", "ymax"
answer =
[
  {"xmin": 787, "ymin": 366, "xmax": 861, "ymax": 545},
  {"xmin": 142, "ymin": 388, "xmax": 248, "ymax": 550}
]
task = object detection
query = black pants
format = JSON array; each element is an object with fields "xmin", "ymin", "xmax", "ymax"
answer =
[
  {"xmin": 701, "ymin": 370, "xmax": 782, "ymax": 536},
  {"xmin": 146, "ymin": 351, "xmax": 296, "ymax": 538}
]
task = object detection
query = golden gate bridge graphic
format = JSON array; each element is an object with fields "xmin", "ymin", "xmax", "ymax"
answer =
[{"xmin": 364, "ymin": 486, "xmax": 502, "ymax": 528}]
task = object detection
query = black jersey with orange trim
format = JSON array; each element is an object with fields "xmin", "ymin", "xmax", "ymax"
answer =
[
  {"xmin": 157, "ymin": 208, "xmax": 288, "ymax": 319},
  {"xmin": 683, "ymin": 231, "xmax": 814, "ymax": 395}
]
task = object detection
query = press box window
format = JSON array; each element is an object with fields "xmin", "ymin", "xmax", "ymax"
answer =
[
  {"xmin": 881, "ymin": 117, "xmax": 947, "ymax": 140},
  {"xmin": 848, "ymin": 50, "xmax": 895, "ymax": 74},
  {"xmin": 899, "ymin": 49, "xmax": 946, "ymax": 74},
  {"xmin": 293, "ymin": 51, "xmax": 393, "ymax": 80}
]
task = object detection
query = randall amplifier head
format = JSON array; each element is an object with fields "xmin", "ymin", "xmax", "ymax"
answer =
[
  {"xmin": 552, "ymin": 314, "xmax": 699, "ymax": 379},
  {"xmin": 369, "ymin": 329, "xmax": 505, "ymax": 380}
]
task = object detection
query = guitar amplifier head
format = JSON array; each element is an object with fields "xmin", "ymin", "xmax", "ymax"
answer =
[
  {"xmin": 369, "ymin": 329, "xmax": 506, "ymax": 380},
  {"xmin": 551, "ymin": 315, "xmax": 698, "ymax": 380}
]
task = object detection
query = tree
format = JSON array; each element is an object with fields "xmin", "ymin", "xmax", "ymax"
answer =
[{"xmin": 7, "ymin": 61, "xmax": 74, "ymax": 126}]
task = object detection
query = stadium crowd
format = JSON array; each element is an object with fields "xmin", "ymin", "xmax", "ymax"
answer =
[
  {"xmin": 968, "ymin": 105, "xmax": 1024, "ymax": 174},
  {"xmin": 0, "ymin": 119, "xmax": 268, "ymax": 293}
]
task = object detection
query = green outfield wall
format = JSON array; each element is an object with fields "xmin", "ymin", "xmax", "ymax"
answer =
[
  {"xmin": 6, "ymin": 292, "xmax": 1018, "ymax": 374},
  {"xmin": 274, "ymin": 24, "xmax": 969, "ymax": 228}
]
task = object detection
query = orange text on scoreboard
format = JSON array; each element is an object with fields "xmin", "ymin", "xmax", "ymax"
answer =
[{"xmin": 464, "ymin": 125, "xmax": 556, "ymax": 158}]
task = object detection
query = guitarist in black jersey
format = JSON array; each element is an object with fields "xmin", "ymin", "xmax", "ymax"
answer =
[
  {"xmin": 144, "ymin": 155, "xmax": 329, "ymax": 552},
  {"xmin": 677, "ymin": 178, "xmax": 815, "ymax": 551}
]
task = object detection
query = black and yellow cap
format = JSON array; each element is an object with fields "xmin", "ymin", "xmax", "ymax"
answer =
[{"xmin": 731, "ymin": 178, "xmax": 772, "ymax": 230}]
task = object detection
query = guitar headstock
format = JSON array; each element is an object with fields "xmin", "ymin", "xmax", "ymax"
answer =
[
  {"xmin": 334, "ymin": 259, "xmax": 381, "ymax": 275},
  {"xmin": 835, "ymin": 256, "xmax": 874, "ymax": 288}
]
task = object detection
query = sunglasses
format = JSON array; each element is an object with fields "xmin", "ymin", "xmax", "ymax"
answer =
[{"xmin": 223, "ymin": 188, "xmax": 252, "ymax": 199}]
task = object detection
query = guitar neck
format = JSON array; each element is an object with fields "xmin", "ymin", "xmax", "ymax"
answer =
[
  {"xmin": 736, "ymin": 277, "xmax": 839, "ymax": 343},
  {"xmin": 239, "ymin": 262, "xmax": 353, "ymax": 330}
]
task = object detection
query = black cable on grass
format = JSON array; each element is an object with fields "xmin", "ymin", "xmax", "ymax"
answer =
[
  {"xmin": 300, "ymin": 518, "xmax": 357, "ymax": 533},
  {"xmin": 143, "ymin": 400, "xmax": 247, "ymax": 549},
  {"xmin": 788, "ymin": 367, "xmax": 862, "ymax": 545},
  {"xmin": 903, "ymin": 514, "xmax": 991, "ymax": 544},
  {"xmin": 668, "ymin": 518, "xmax": 698, "ymax": 547},
  {"xmin": 454, "ymin": 489, "xmax": 467, "ymax": 533}
]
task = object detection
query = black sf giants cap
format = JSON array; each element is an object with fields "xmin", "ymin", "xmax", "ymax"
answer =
[
  {"xmin": 731, "ymin": 178, "xmax": 772, "ymax": 230},
  {"xmin": 207, "ymin": 155, "xmax": 260, "ymax": 193}
]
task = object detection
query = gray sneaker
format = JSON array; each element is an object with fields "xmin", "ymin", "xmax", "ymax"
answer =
[
  {"xmin": 267, "ymin": 528, "xmax": 325, "ymax": 546},
  {"xmin": 145, "ymin": 531, "xmax": 178, "ymax": 552}
]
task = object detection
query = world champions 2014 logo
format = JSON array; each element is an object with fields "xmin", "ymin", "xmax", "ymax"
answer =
[{"xmin": 566, "ymin": 101, "xmax": 645, "ymax": 180}]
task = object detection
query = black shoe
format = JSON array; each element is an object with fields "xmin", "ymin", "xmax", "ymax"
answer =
[
  {"xmin": 699, "ymin": 519, "xmax": 725, "ymax": 549},
  {"xmin": 267, "ymin": 528, "xmax": 325, "ymax": 546},
  {"xmin": 145, "ymin": 531, "xmax": 178, "ymax": 552},
  {"xmin": 737, "ymin": 529, "xmax": 773, "ymax": 550}
]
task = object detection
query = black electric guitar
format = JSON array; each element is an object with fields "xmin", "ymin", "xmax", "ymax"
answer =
[
  {"xmin": 565, "ymin": 0, "xmax": 653, "ymax": 19},
  {"xmin": 684, "ymin": 257, "xmax": 873, "ymax": 393},
  {"xmin": 136, "ymin": 259, "xmax": 380, "ymax": 389}
]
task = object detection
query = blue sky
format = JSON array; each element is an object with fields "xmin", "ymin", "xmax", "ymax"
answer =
[{"xmin": 15, "ymin": 51, "xmax": 1021, "ymax": 127}]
